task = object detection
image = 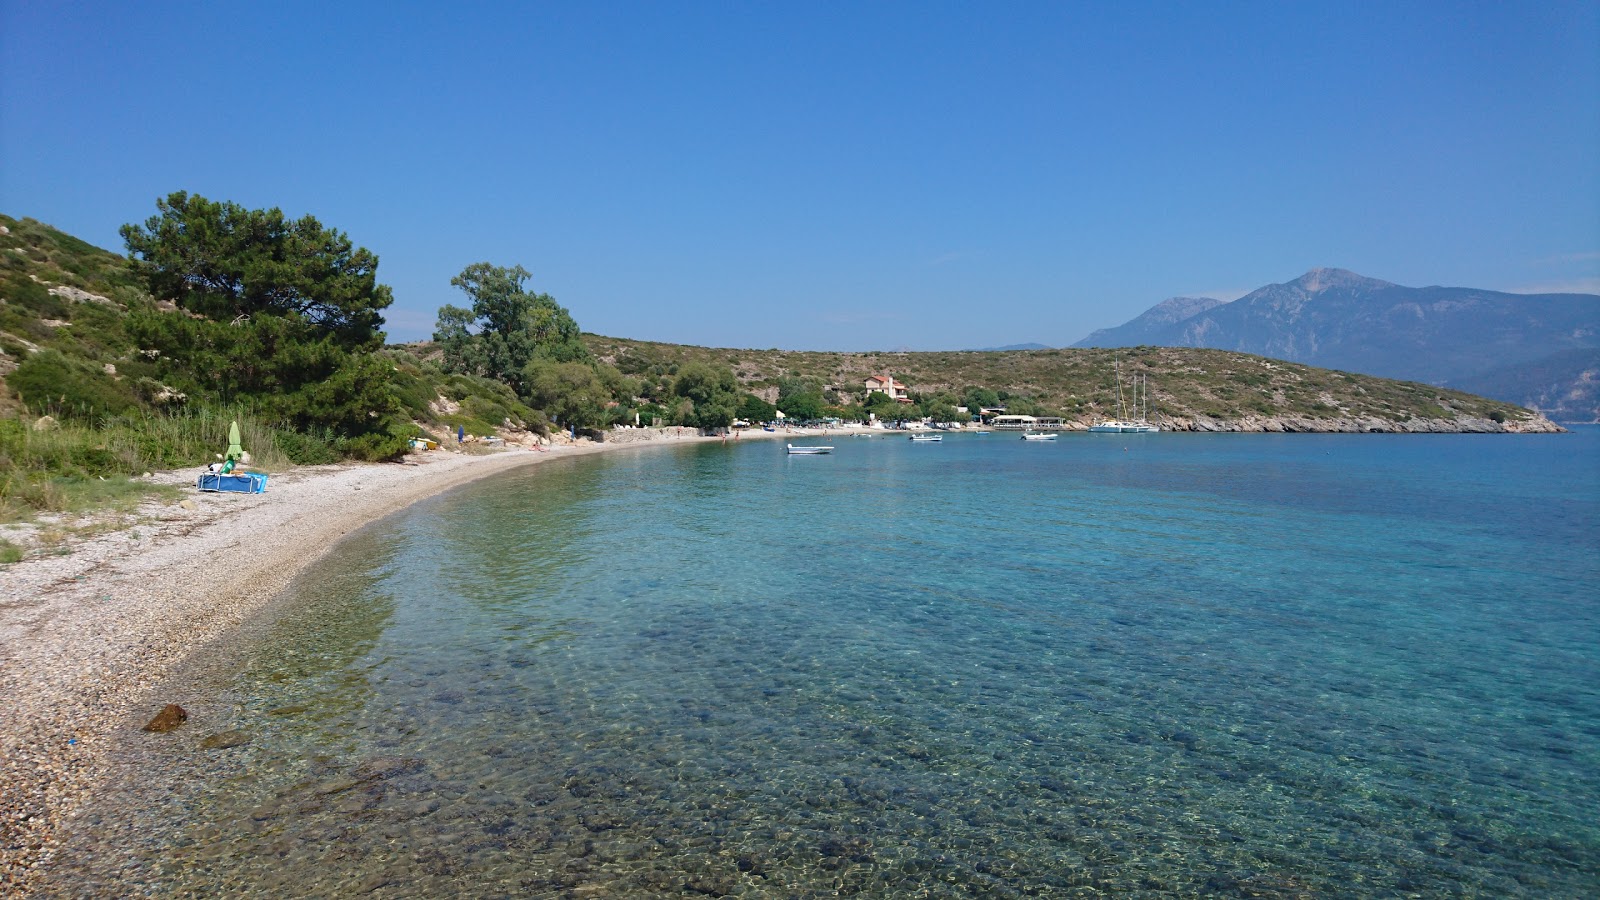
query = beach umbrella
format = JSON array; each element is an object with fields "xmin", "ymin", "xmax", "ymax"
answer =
[{"xmin": 221, "ymin": 420, "xmax": 243, "ymax": 473}]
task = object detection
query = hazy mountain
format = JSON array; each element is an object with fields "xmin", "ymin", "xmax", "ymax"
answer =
[
  {"xmin": 1072, "ymin": 268, "xmax": 1600, "ymax": 420},
  {"xmin": 1451, "ymin": 348, "xmax": 1599, "ymax": 424},
  {"xmin": 979, "ymin": 342, "xmax": 1053, "ymax": 351},
  {"xmin": 1073, "ymin": 296, "xmax": 1231, "ymax": 348}
]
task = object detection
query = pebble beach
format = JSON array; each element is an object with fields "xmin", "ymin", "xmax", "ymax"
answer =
[{"xmin": 0, "ymin": 430, "xmax": 762, "ymax": 895}]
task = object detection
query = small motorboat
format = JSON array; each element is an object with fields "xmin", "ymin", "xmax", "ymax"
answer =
[
  {"xmin": 786, "ymin": 444, "xmax": 833, "ymax": 455},
  {"xmin": 1021, "ymin": 432, "xmax": 1057, "ymax": 441},
  {"xmin": 908, "ymin": 434, "xmax": 942, "ymax": 442}
]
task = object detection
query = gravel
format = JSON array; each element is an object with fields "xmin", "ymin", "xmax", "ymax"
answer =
[{"xmin": 0, "ymin": 442, "xmax": 620, "ymax": 895}]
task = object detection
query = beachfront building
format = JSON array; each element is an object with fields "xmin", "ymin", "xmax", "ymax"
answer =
[
  {"xmin": 989, "ymin": 414, "xmax": 1035, "ymax": 431},
  {"xmin": 864, "ymin": 374, "xmax": 912, "ymax": 403},
  {"xmin": 990, "ymin": 414, "xmax": 1067, "ymax": 431}
]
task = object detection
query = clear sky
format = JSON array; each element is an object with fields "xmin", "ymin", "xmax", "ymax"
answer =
[{"xmin": 3, "ymin": 1, "xmax": 1597, "ymax": 350}]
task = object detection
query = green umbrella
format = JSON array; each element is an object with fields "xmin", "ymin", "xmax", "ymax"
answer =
[{"xmin": 222, "ymin": 420, "xmax": 243, "ymax": 473}]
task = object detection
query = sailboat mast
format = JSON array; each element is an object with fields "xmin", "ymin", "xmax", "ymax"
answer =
[{"xmin": 1114, "ymin": 357, "xmax": 1126, "ymax": 420}]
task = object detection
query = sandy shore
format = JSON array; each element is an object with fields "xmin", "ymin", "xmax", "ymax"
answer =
[{"xmin": 0, "ymin": 424, "xmax": 860, "ymax": 894}]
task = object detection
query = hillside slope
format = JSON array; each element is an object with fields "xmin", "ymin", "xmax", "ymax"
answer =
[{"xmin": 583, "ymin": 336, "xmax": 1560, "ymax": 433}]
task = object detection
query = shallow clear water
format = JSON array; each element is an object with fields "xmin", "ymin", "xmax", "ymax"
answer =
[{"xmin": 53, "ymin": 431, "xmax": 1600, "ymax": 897}]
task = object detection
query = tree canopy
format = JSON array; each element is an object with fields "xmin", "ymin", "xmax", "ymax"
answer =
[
  {"xmin": 673, "ymin": 362, "xmax": 740, "ymax": 428},
  {"xmin": 434, "ymin": 263, "xmax": 587, "ymax": 391},
  {"xmin": 120, "ymin": 191, "xmax": 391, "ymax": 350},
  {"xmin": 121, "ymin": 193, "xmax": 408, "ymax": 458}
]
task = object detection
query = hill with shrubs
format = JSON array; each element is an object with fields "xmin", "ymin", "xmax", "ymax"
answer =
[{"xmin": 0, "ymin": 200, "xmax": 1559, "ymax": 549}]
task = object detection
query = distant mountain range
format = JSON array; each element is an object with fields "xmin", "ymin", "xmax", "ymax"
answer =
[
  {"xmin": 1070, "ymin": 268, "xmax": 1599, "ymax": 422},
  {"xmin": 979, "ymin": 342, "xmax": 1053, "ymax": 352}
]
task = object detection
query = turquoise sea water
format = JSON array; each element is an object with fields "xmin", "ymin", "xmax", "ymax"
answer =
[{"xmin": 52, "ymin": 430, "xmax": 1600, "ymax": 897}]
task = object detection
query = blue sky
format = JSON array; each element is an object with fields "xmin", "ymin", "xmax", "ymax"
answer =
[{"xmin": 3, "ymin": 1, "xmax": 1597, "ymax": 349}]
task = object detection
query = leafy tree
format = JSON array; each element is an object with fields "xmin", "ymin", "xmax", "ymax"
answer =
[
  {"xmin": 921, "ymin": 400, "xmax": 961, "ymax": 423},
  {"xmin": 673, "ymin": 362, "xmax": 740, "ymax": 428},
  {"xmin": 779, "ymin": 391, "xmax": 825, "ymax": 421},
  {"xmin": 435, "ymin": 263, "xmax": 586, "ymax": 391},
  {"xmin": 121, "ymin": 191, "xmax": 391, "ymax": 350},
  {"xmin": 522, "ymin": 359, "xmax": 611, "ymax": 431},
  {"xmin": 121, "ymin": 193, "xmax": 408, "ymax": 459},
  {"xmin": 864, "ymin": 390, "xmax": 902, "ymax": 420},
  {"xmin": 963, "ymin": 386, "xmax": 1000, "ymax": 412},
  {"xmin": 738, "ymin": 393, "xmax": 777, "ymax": 423},
  {"xmin": 777, "ymin": 375, "xmax": 826, "ymax": 421}
]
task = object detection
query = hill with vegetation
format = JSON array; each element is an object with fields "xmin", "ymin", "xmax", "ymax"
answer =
[
  {"xmin": 0, "ymin": 202, "xmax": 1564, "ymax": 557},
  {"xmin": 0, "ymin": 206, "xmax": 545, "ymax": 532},
  {"xmin": 581, "ymin": 336, "xmax": 1556, "ymax": 433}
]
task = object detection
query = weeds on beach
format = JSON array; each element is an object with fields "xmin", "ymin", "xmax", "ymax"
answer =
[
  {"xmin": 0, "ymin": 408, "xmax": 312, "ymax": 521},
  {"xmin": 0, "ymin": 538, "xmax": 22, "ymax": 565}
]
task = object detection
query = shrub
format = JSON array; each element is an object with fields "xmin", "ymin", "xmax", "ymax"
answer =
[
  {"xmin": 9, "ymin": 350, "xmax": 139, "ymax": 422},
  {"xmin": 270, "ymin": 428, "xmax": 341, "ymax": 465}
]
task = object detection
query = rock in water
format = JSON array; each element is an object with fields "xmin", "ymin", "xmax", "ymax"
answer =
[
  {"xmin": 201, "ymin": 730, "xmax": 251, "ymax": 750},
  {"xmin": 143, "ymin": 703, "xmax": 188, "ymax": 733}
]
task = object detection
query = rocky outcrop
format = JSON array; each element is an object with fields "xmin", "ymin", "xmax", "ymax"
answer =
[{"xmin": 1159, "ymin": 414, "xmax": 1564, "ymax": 434}]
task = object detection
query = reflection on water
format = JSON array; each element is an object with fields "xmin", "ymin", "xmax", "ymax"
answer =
[{"xmin": 47, "ymin": 437, "xmax": 1600, "ymax": 897}]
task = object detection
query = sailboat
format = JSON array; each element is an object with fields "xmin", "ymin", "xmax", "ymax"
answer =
[
  {"xmin": 1129, "ymin": 374, "xmax": 1161, "ymax": 433},
  {"xmin": 1090, "ymin": 361, "xmax": 1160, "ymax": 433},
  {"xmin": 1089, "ymin": 358, "xmax": 1138, "ymax": 433}
]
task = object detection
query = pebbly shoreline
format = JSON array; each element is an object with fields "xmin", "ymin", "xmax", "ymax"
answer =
[{"xmin": 0, "ymin": 428, "xmax": 792, "ymax": 895}]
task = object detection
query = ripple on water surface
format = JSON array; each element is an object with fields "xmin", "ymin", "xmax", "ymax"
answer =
[{"xmin": 48, "ymin": 435, "xmax": 1600, "ymax": 897}]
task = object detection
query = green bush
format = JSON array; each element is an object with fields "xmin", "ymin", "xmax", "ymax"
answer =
[
  {"xmin": 9, "ymin": 350, "xmax": 139, "ymax": 422},
  {"xmin": 336, "ymin": 421, "xmax": 412, "ymax": 461},
  {"xmin": 270, "ymin": 428, "xmax": 342, "ymax": 465}
]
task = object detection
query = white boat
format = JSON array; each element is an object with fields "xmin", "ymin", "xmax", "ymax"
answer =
[
  {"xmin": 908, "ymin": 434, "xmax": 942, "ymax": 442},
  {"xmin": 1091, "ymin": 358, "xmax": 1160, "ymax": 433},
  {"xmin": 786, "ymin": 444, "xmax": 833, "ymax": 455},
  {"xmin": 1021, "ymin": 432, "xmax": 1057, "ymax": 441}
]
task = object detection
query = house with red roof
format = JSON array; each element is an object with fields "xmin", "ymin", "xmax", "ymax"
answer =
[{"xmin": 864, "ymin": 374, "xmax": 912, "ymax": 403}]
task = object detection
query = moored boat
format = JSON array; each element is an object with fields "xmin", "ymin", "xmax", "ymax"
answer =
[
  {"xmin": 908, "ymin": 434, "xmax": 943, "ymax": 442},
  {"xmin": 786, "ymin": 444, "xmax": 833, "ymax": 455},
  {"xmin": 1021, "ymin": 432, "xmax": 1057, "ymax": 441}
]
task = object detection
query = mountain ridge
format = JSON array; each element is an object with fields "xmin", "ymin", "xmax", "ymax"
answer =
[{"xmin": 1072, "ymin": 269, "xmax": 1599, "ymax": 422}]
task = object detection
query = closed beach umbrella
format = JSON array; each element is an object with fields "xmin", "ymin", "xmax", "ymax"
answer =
[{"xmin": 221, "ymin": 420, "xmax": 243, "ymax": 473}]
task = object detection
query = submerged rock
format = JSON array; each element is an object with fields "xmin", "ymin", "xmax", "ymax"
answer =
[
  {"xmin": 200, "ymin": 729, "xmax": 251, "ymax": 750},
  {"xmin": 142, "ymin": 703, "xmax": 188, "ymax": 733},
  {"xmin": 353, "ymin": 756, "xmax": 425, "ymax": 781}
]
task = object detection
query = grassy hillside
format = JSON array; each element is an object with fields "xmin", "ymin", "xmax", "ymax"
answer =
[
  {"xmin": 0, "ymin": 215, "xmax": 541, "ymax": 530},
  {"xmin": 0, "ymin": 215, "xmax": 147, "ymax": 396},
  {"xmin": 583, "ymin": 335, "xmax": 1543, "ymax": 428}
]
